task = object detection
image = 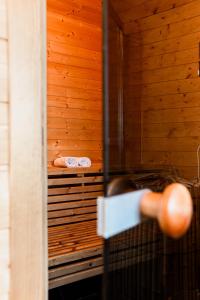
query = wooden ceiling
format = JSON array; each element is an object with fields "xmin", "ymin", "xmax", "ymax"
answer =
[{"xmin": 111, "ymin": 0, "xmax": 195, "ymax": 34}]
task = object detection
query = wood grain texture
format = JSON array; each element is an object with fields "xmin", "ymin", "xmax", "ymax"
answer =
[
  {"xmin": 47, "ymin": 0, "xmax": 102, "ymax": 167},
  {"xmin": 0, "ymin": 1, "xmax": 9, "ymax": 299},
  {"xmin": 47, "ymin": 170, "xmax": 103, "ymax": 287},
  {"xmin": 122, "ymin": 0, "xmax": 200, "ymax": 178},
  {"xmin": 8, "ymin": 0, "xmax": 47, "ymax": 299}
]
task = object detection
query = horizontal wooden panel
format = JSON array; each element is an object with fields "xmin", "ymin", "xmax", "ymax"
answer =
[
  {"xmin": 48, "ymin": 191, "xmax": 102, "ymax": 203},
  {"xmin": 48, "ymin": 98, "xmax": 102, "ymax": 110},
  {"xmin": 47, "ymin": 11, "xmax": 101, "ymax": 39},
  {"xmin": 48, "ymin": 200, "xmax": 97, "ymax": 212},
  {"xmin": 48, "ymin": 72, "xmax": 101, "ymax": 91},
  {"xmin": 47, "ymin": 118, "xmax": 102, "ymax": 130},
  {"xmin": 48, "ymin": 206, "xmax": 96, "ymax": 219},
  {"xmin": 120, "ymin": 0, "xmax": 194, "ymax": 25},
  {"xmin": 49, "ymin": 257, "xmax": 102, "ymax": 280},
  {"xmin": 125, "ymin": 31, "xmax": 200, "ymax": 59},
  {"xmin": 141, "ymin": 92, "xmax": 200, "ymax": 111},
  {"xmin": 143, "ymin": 122, "xmax": 200, "ymax": 138},
  {"xmin": 142, "ymin": 151, "xmax": 198, "ymax": 167},
  {"xmin": 48, "ymin": 213, "xmax": 96, "ymax": 226},
  {"xmin": 125, "ymin": 0, "xmax": 200, "ymax": 34},
  {"xmin": 47, "ymin": 51, "xmax": 101, "ymax": 71},
  {"xmin": 48, "ymin": 175, "xmax": 103, "ymax": 186},
  {"xmin": 48, "ymin": 128, "xmax": 102, "ymax": 140},
  {"xmin": 48, "ymin": 139, "xmax": 102, "ymax": 151},
  {"xmin": 48, "ymin": 40, "xmax": 101, "ymax": 62},
  {"xmin": 143, "ymin": 137, "xmax": 200, "ymax": 152},
  {"xmin": 48, "ymin": 107, "xmax": 102, "ymax": 120},
  {"xmin": 48, "ymin": 61, "xmax": 101, "ymax": 81},
  {"xmin": 47, "ymin": 26, "xmax": 101, "ymax": 52},
  {"xmin": 48, "ymin": 84, "xmax": 101, "ymax": 99},
  {"xmin": 48, "ymin": 165, "xmax": 103, "ymax": 175},
  {"xmin": 48, "ymin": 0, "xmax": 101, "ymax": 28},
  {"xmin": 131, "ymin": 14, "xmax": 200, "ymax": 46},
  {"xmin": 125, "ymin": 48, "xmax": 199, "ymax": 73},
  {"xmin": 49, "ymin": 266, "xmax": 102, "ymax": 289},
  {"xmin": 127, "ymin": 78, "xmax": 200, "ymax": 98},
  {"xmin": 126, "ymin": 63, "xmax": 198, "ymax": 85},
  {"xmin": 143, "ymin": 107, "xmax": 200, "ymax": 123},
  {"xmin": 48, "ymin": 184, "xmax": 103, "ymax": 196}
]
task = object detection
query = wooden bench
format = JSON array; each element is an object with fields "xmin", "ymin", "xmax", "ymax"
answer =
[{"xmin": 48, "ymin": 167, "xmax": 104, "ymax": 289}]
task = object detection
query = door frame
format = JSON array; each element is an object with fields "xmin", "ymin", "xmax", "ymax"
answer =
[{"xmin": 8, "ymin": 0, "xmax": 48, "ymax": 299}]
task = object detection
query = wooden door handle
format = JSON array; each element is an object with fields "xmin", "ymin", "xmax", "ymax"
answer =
[{"xmin": 140, "ymin": 183, "xmax": 193, "ymax": 238}]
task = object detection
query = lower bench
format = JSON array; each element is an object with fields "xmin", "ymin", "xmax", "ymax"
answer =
[{"xmin": 48, "ymin": 169, "xmax": 104, "ymax": 289}]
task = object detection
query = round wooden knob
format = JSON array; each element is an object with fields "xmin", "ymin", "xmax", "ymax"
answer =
[{"xmin": 140, "ymin": 183, "xmax": 193, "ymax": 238}]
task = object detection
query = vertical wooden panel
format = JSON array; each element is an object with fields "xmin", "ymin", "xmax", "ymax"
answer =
[
  {"xmin": 0, "ymin": 0, "xmax": 9, "ymax": 298},
  {"xmin": 8, "ymin": 0, "xmax": 47, "ymax": 299},
  {"xmin": 47, "ymin": 0, "xmax": 103, "ymax": 168}
]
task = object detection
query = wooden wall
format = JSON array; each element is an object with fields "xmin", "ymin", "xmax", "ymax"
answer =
[
  {"xmin": 122, "ymin": 0, "xmax": 200, "ymax": 178},
  {"xmin": 0, "ymin": 0, "xmax": 10, "ymax": 299},
  {"xmin": 47, "ymin": 0, "xmax": 102, "ymax": 168}
]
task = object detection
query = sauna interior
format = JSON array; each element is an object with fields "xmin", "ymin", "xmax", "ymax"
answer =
[{"xmin": 47, "ymin": 0, "xmax": 200, "ymax": 299}]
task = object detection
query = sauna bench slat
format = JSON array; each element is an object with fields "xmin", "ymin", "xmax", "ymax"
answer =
[
  {"xmin": 48, "ymin": 165, "xmax": 103, "ymax": 175},
  {"xmin": 48, "ymin": 170, "xmax": 104, "ymax": 289}
]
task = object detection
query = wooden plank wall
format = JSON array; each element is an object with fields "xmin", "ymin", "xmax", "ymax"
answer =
[
  {"xmin": 122, "ymin": 0, "xmax": 200, "ymax": 178},
  {"xmin": 0, "ymin": 0, "xmax": 10, "ymax": 299},
  {"xmin": 47, "ymin": 0, "xmax": 102, "ymax": 168},
  {"xmin": 123, "ymin": 39, "xmax": 141, "ymax": 169}
]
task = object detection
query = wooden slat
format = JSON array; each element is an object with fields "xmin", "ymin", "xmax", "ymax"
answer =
[
  {"xmin": 143, "ymin": 121, "xmax": 200, "ymax": 138},
  {"xmin": 141, "ymin": 92, "xmax": 200, "ymax": 111},
  {"xmin": 48, "ymin": 165, "xmax": 102, "ymax": 175},
  {"xmin": 48, "ymin": 199, "xmax": 97, "ymax": 211},
  {"xmin": 49, "ymin": 257, "xmax": 102, "ymax": 280},
  {"xmin": 48, "ymin": 213, "xmax": 96, "ymax": 226},
  {"xmin": 126, "ymin": 78, "xmax": 200, "ymax": 98},
  {"xmin": 48, "ymin": 206, "xmax": 96, "ymax": 218},
  {"xmin": 124, "ymin": 0, "xmax": 200, "ymax": 34},
  {"xmin": 48, "ymin": 184, "xmax": 103, "ymax": 195},
  {"xmin": 48, "ymin": 107, "xmax": 102, "ymax": 120},
  {"xmin": 47, "ymin": 0, "xmax": 101, "ymax": 27},
  {"xmin": 47, "ymin": 51, "xmax": 101, "ymax": 71},
  {"xmin": 126, "ymin": 62, "xmax": 198, "ymax": 85},
  {"xmin": 120, "ymin": 0, "xmax": 194, "ymax": 26},
  {"xmin": 49, "ymin": 246, "xmax": 102, "ymax": 266},
  {"xmin": 125, "ymin": 31, "xmax": 200, "ymax": 59},
  {"xmin": 143, "ymin": 137, "xmax": 200, "ymax": 152},
  {"xmin": 48, "ymin": 191, "xmax": 102, "ymax": 203},
  {"xmin": 126, "ymin": 48, "xmax": 199, "ymax": 73},
  {"xmin": 49, "ymin": 266, "xmax": 103, "ymax": 289},
  {"xmin": 143, "ymin": 107, "xmax": 200, "ymax": 124},
  {"xmin": 48, "ymin": 175, "xmax": 103, "ymax": 186},
  {"xmin": 129, "ymin": 14, "xmax": 200, "ymax": 46},
  {"xmin": 142, "ymin": 151, "xmax": 198, "ymax": 167}
]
